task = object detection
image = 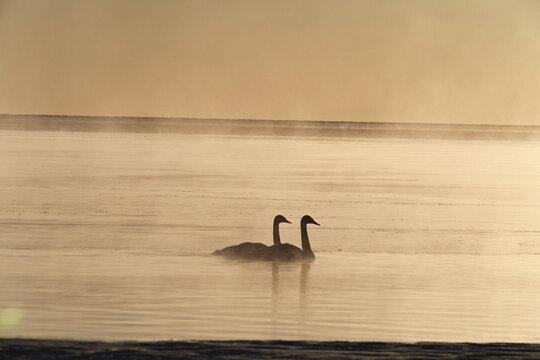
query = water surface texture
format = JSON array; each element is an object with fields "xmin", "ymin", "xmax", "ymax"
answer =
[{"xmin": 1, "ymin": 128, "xmax": 539, "ymax": 342}]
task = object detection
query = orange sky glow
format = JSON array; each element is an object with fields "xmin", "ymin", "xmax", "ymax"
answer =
[{"xmin": 0, "ymin": 0, "xmax": 539, "ymax": 125}]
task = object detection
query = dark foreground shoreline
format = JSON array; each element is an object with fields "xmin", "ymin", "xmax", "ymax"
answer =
[
  {"xmin": 1, "ymin": 114, "xmax": 540, "ymax": 140},
  {"xmin": 2, "ymin": 340, "xmax": 540, "ymax": 360}
]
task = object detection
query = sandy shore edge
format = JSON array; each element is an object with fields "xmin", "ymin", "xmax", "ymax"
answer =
[{"xmin": 2, "ymin": 339, "xmax": 540, "ymax": 359}]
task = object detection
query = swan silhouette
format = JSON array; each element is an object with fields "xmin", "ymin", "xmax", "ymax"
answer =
[
  {"xmin": 212, "ymin": 215, "xmax": 291, "ymax": 259},
  {"xmin": 266, "ymin": 215, "xmax": 319, "ymax": 261}
]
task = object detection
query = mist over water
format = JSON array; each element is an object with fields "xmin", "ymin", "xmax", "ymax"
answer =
[{"xmin": 1, "ymin": 123, "xmax": 540, "ymax": 342}]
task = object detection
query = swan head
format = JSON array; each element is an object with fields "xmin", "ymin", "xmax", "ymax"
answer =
[
  {"xmin": 301, "ymin": 215, "xmax": 320, "ymax": 226},
  {"xmin": 274, "ymin": 215, "xmax": 292, "ymax": 224}
]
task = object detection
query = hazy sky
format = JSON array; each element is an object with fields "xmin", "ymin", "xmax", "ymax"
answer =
[{"xmin": 0, "ymin": 0, "xmax": 539, "ymax": 125}]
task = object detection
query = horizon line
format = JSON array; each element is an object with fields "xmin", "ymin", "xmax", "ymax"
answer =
[{"xmin": 1, "ymin": 113, "xmax": 538, "ymax": 129}]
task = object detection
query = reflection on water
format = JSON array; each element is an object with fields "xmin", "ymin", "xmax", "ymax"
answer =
[
  {"xmin": 272, "ymin": 261, "xmax": 311, "ymax": 334},
  {"xmin": 0, "ymin": 129, "xmax": 540, "ymax": 342},
  {"xmin": 2, "ymin": 250, "xmax": 540, "ymax": 342}
]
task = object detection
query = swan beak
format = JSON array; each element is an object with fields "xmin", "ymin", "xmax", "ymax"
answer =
[
  {"xmin": 284, "ymin": 219, "xmax": 292, "ymax": 224},
  {"xmin": 313, "ymin": 220, "xmax": 320, "ymax": 226}
]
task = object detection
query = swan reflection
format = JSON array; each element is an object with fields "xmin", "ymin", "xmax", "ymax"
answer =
[{"xmin": 271, "ymin": 261, "xmax": 312, "ymax": 335}]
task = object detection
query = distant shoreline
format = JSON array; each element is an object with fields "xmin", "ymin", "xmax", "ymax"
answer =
[
  {"xmin": 2, "ymin": 339, "xmax": 540, "ymax": 359},
  {"xmin": 1, "ymin": 114, "xmax": 539, "ymax": 140}
]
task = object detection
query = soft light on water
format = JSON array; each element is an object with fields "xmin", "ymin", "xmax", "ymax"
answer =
[{"xmin": 1, "ymin": 129, "xmax": 539, "ymax": 342}]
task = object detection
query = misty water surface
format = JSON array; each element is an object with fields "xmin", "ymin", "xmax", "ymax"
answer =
[{"xmin": 1, "ymin": 129, "xmax": 540, "ymax": 342}]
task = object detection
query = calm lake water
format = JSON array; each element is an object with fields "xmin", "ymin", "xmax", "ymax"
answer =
[{"xmin": 1, "ymin": 129, "xmax": 540, "ymax": 342}]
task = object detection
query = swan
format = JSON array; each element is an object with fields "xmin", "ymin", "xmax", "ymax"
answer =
[
  {"xmin": 212, "ymin": 215, "xmax": 291, "ymax": 259},
  {"xmin": 266, "ymin": 215, "xmax": 319, "ymax": 261}
]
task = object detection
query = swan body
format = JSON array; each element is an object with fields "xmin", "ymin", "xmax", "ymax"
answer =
[
  {"xmin": 266, "ymin": 243, "xmax": 305, "ymax": 261},
  {"xmin": 212, "ymin": 242, "xmax": 269, "ymax": 259},
  {"xmin": 213, "ymin": 215, "xmax": 290, "ymax": 260}
]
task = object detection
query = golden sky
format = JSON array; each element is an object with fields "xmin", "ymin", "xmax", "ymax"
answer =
[{"xmin": 0, "ymin": 0, "xmax": 539, "ymax": 125}]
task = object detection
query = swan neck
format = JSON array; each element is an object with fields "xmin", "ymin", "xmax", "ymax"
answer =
[
  {"xmin": 301, "ymin": 222, "xmax": 314, "ymax": 258},
  {"xmin": 273, "ymin": 220, "xmax": 281, "ymax": 245}
]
